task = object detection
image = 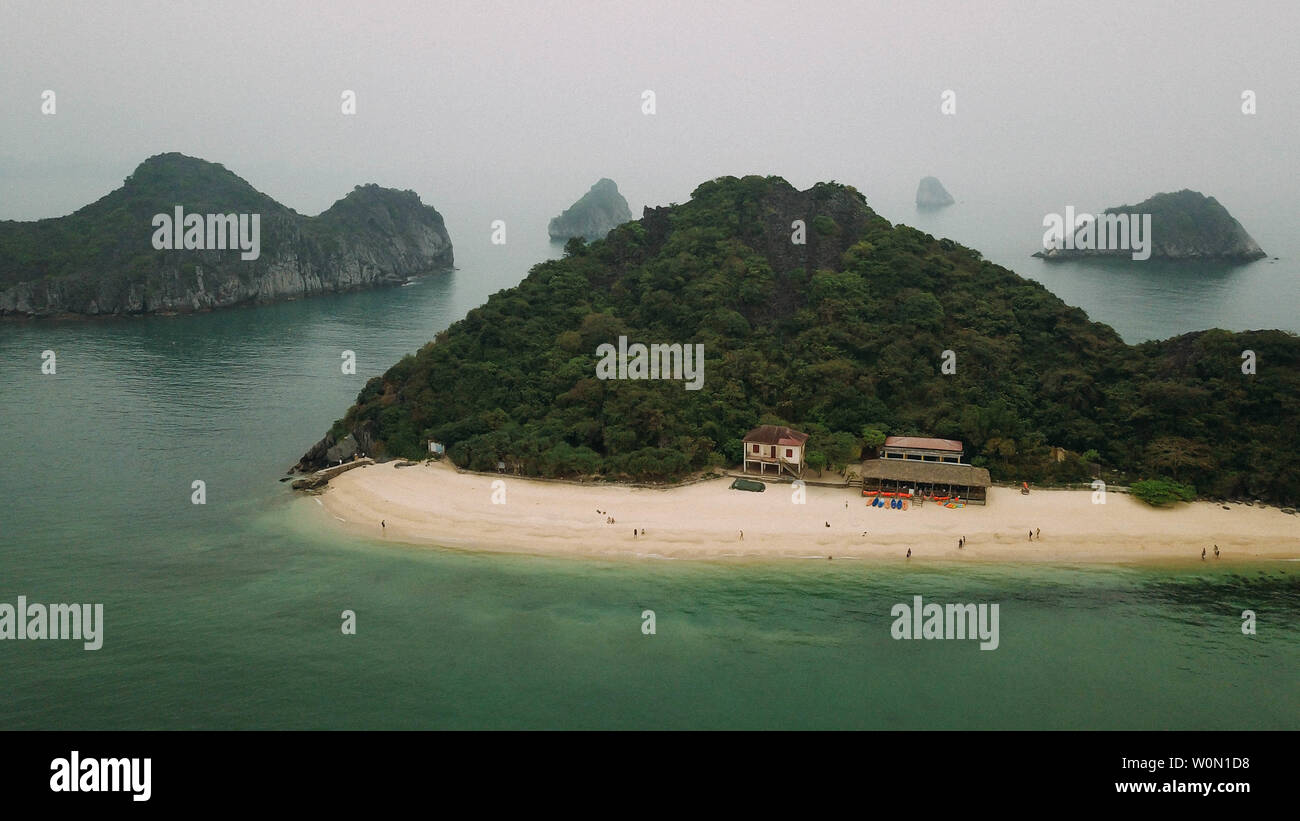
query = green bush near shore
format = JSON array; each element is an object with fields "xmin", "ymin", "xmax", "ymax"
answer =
[{"xmin": 1131, "ymin": 478, "xmax": 1198, "ymax": 507}]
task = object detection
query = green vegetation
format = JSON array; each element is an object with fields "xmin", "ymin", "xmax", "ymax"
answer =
[
  {"xmin": 1130, "ymin": 478, "xmax": 1198, "ymax": 507},
  {"xmin": 314, "ymin": 175, "xmax": 1300, "ymax": 505},
  {"xmin": 0, "ymin": 153, "xmax": 290, "ymax": 288},
  {"xmin": 1, "ymin": 154, "xmax": 453, "ymax": 317}
]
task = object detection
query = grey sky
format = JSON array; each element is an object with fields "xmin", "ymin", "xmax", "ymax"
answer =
[{"xmin": 2, "ymin": 0, "xmax": 1296, "ymax": 225}]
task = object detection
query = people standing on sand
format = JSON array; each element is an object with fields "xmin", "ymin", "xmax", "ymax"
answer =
[
  {"xmin": 640, "ymin": 528, "xmax": 645, "ymax": 536},
  {"xmin": 906, "ymin": 548, "xmax": 912, "ymax": 559},
  {"xmin": 1201, "ymin": 548, "xmax": 1206, "ymax": 560},
  {"xmin": 1035, "ymin": 528, "xmax": 1040, "ymax": 539},
  {"xmin": 1215, "ymin": 545, "xmax": 1220, "ymax": 558},
  {"xmin": 958, "ymin": 538, "xmax": 962, "ymax": 549},
  {"xmin": 739, "ymin": 530, "xmax": 744, "ymax": 540},
  {"xmin": 633, "ymin": 529, "xmax": 637, "ymax": 538},
  {"xmin": 381, "ymin": 520, "xmax": 386, "ymax": 532},
  {"xmin": 1029, "ymin": 530, "xmax": 1033, "ymax": 541}
]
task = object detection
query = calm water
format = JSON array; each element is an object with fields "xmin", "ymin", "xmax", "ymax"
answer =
[
  {"xmin": 1, "ymin": 209, "xmax": 1297, "ymax": 730},
  {"xmin": 892, "ymin": 192, "xmax": 1298, "ymax": 343}
]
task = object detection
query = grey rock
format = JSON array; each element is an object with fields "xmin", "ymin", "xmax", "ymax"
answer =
[
  {"xmin": 548, "ymin": 178, "xmax": 632, "ymax": 242},
  {"xmin": 915, "ymin": 176, "xmax": 954, "ymax": 209}
]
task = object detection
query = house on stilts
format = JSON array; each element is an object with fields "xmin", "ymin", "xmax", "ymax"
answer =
[{"xmin": 741, "ymin": 425, "xmax": 808, "ymax": 479}]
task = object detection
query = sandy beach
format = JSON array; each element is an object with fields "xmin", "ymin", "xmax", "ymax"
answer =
[{"xmin": 311, "ymin": 460, "xmax": 1300, "ymax": 563}]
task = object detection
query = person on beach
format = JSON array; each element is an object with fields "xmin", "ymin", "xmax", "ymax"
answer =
[
  {"xmin": 633, "ymin": 529, "xmax": 637, "ymax": 538},
  {"xmin": 1036, "ymin": 528, "xmax": 1040, "ymax": 539},
  {"xmin": 1214, "ymin": 545, "xmax": 1220, "ymax": 558},
  {"xmin": 381, "ymin": 520, "xmax": 386, "ymax": 532},
  {"xmin": 640, "ymin": 528, "xmax": 645, "ymax": 536},
  {"xmin": 906, "ymin": 548, "xmax": 912, "ymax": 559},
  {"xmin": 1201, "ymin": 548, "xmax": 1206, "ymax": 560},
  {"xmin": 739, "ymin": 530, "xmax": 744, "ymax": 540},
  {"xmin": 1029, "ymin": 530, "xmax": 1033, "ymax": 541},
  {"xmin": 958, "ymin": 538, "xmax": 962, "ymax": 549}
]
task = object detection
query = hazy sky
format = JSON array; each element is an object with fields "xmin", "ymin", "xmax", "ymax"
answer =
[{"xmin": 2, "ymin": 0, "xmax": 1296, "ymax": 226}]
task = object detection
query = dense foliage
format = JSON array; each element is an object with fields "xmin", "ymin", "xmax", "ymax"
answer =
[
  {"xmin": 0, "ymin": 153, "xmax": 442, "ymax": 288},
  {"xmin": 1130, "ymin": 478, "xmax": 1198, "ymax": 507},
  {"xmin": 319, "ymin": 175, "xmax": 1300, "ymax": 504}
]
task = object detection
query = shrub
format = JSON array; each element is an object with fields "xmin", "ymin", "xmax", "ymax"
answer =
[{"xmin": 1131, "ymin": 478, "xmax": 1197, "ymax": 507}]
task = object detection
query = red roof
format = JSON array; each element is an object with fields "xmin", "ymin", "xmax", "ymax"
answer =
[
  {"xmin": 742, "ymin": 425, "xmax": 809, "ymax": 446},
  {"xmin": 883, "ymin": 436, "xmax": 963, "ymax": 452}
]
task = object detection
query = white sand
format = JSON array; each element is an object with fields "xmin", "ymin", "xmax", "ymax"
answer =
[{"xmin": 313, "ymin": 460, "xmax": 1300, "ymax": 563}]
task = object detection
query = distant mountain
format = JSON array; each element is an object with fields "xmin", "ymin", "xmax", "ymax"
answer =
[
  {"xmin": 295, "ymin": 175, "xmax": 1300, "ymax": 505},
  {"xmin": 0, "ymin": 153, "xmax": 453, "ymax": 317},
  {"xmin": 548, "ymin": 178, "xmax": 632, "ymax": 242},
  {"xmin": 915, "ymin": 177, "xmax": 954, "ymax": 209},
  {"xmin": 1034, "ymin": 190, "xmax": 1265, "ymax": 262}
]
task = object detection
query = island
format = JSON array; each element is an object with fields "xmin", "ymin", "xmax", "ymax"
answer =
[
  {"xmin": 1033, "ymin": 189, "xmax": 1265, "ymax": 262},
  {"xmin": 548, "ymin": 178, "xmax": 632, "ymax": 242},
  {"xmin": 0, "ymin": 152, "xmax": 454, "ymax": 317},
  {"xmin": 915, "ymin": 176, "xmax": 954, "ymax": 209},
  {"xmin": 296, "ymin": 175, "xmax": 1300, "ymax": 519}
]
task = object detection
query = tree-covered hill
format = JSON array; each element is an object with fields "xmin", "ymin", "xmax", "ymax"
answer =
[
  {"xmin": 299, "ymin": 175, "xmax": 1300, "ymax": 504},
  {"xmin": 0, "ymin": 153, "xmax": 453, "ymax": 316}
]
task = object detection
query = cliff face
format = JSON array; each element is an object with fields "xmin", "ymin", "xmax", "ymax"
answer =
[
  {"xmin": 1034, "ymin": 189, "xmax": 1265, "ymax": 262},
  {"xmin": 548, "ymin": 178, "xmax": 632, "ymax": 242},
  {"xmin": 0, "ymin": 154, "xmax": 453, "ymax": 317},
  {"xmin": 915, "ymin": 177, "xmax": 954, "ymax": 208}
]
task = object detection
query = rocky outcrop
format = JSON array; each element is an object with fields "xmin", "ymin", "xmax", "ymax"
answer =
[
  {"xmin": 548, "ymin": 178, "xmax": 632, "ymax": 242},
  {"xmin": 291, "ymin": 458, "xmax": 374, "ymax": 490},
  {"xmin": 293, "ymin": 422, "xmax": 381, "ymax": 473},
  {"xmin": 915, "ymin": 177, "xmax": 954, "ymax": 209},
  {"xmin": 1033, "ymin": 189, "xmax": 1265, "ymax": 262},
  {"xmin": 0, "ymin": 153, "xmax": 453, "ymax": 317}
]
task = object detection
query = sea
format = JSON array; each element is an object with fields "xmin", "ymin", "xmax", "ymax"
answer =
[{"xmin": 1, "ymin": 200, "xmax": 1296, "ymax": 729}]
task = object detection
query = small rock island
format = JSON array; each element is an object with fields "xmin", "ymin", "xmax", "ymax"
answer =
[
  {"xmin": 915, "ymin": 177, "xmax": 955, "ymax": 209},
  {"xmin": 1034, "ymin": 189, "xmax": 1265, "ymax": 262},
  {"xmin": 548, "ymin": 178, "xmax": 632, "ymax": 242}
]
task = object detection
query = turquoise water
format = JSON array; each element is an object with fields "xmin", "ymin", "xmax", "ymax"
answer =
[{"xmin": 1, "ymin": 214, "xmax": 1297, "ymax": 730}]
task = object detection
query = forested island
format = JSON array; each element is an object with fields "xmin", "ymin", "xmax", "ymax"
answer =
[
  {"xmin": 299, "ymin": 176, "xmax": 1300, "ymax": 505},
  {"xmin": 0, "ymin": 153, "xmax": 453, "ymax": 317},
  {"xmin": 1033, "ymin": 189, "xmax": 1265, "ymax": 262}
]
